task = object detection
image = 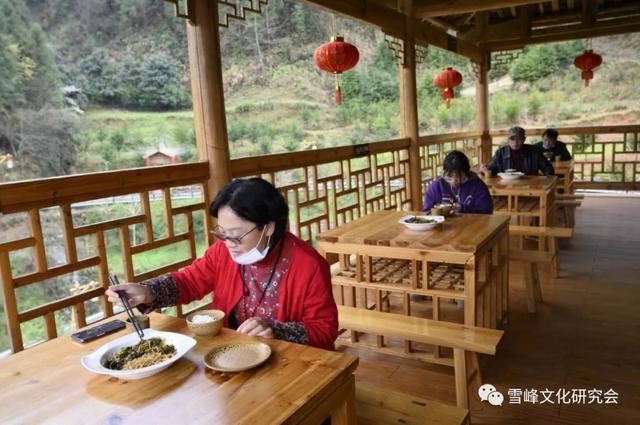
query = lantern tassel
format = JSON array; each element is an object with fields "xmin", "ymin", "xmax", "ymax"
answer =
[{"xmin": 336, "ymin": 85, "xmax": 342, "ymax": 104}]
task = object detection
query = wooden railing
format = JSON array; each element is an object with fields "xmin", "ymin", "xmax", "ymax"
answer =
[
  {"xmin": 419, "ymin": 131, "xmax": 483, "ymax": 189},
  {"xmin": 230, "ymin": 138, "xmax": 414, "ymax": 242},
  {"xmin": 0, "ymin": 163, "xmax": 212, "ymax": 352},
  {"xmin": 1, "ymin": 124, "xmax": 637, "ymax": 353},
  {"xmin": 491, "ymin": 125, "xmax": 640, "ymax": 190}
]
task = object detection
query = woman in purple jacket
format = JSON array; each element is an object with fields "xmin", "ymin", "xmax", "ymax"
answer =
[{"xmin": 423, "ymin": 151, "xmax": 493, "ymax": 214}]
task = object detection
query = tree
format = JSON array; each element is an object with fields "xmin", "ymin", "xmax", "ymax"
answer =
[
  {"xmin": 2, "ymin": 107, "xmax": 81, "ymax": 179},
  {"xmin": 78, "ymin": 49, "xmax": 119, "ymax": 105},
  {"xmin": 510, "ymin": 44, "xmax": 560, "ymax": 83},
  {"xmin": 0, "ymin": 0, "xmax": 62, "ymax": 114},
  {"xmin": 117, "ymin": 51, "xmax": 191, "ymax": 109}
]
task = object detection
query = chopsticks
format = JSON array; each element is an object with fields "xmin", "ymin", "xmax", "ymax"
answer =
[{"xmin": 108, "ymin": 275, "xmax": 145, "ymax": 341}]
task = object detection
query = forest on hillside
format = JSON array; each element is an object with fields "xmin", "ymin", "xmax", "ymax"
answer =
[{"xmin": 2, "ymin": 0, "xmax": 640, "ymax": 183}]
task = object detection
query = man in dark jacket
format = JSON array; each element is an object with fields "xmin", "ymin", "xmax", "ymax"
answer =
[
  {"xmin": 534, "ymin": 128, "xmax": 572, "ymax": 161},
  {"xmin": 483, "ymin": 126, "xmax": 554, "ymax": 176}
]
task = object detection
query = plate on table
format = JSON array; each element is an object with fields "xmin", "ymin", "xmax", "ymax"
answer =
[
  {"xmin": 497, "ymin": 171, "xmax": 525, "ymax": 181},
  {"xmin": 81, "ymin": 329, "xmax": 196, "ymax": 380},
  {"xmin": 204, "ymin": 341, "xmax": 272, "ymax": 373},
  {"xmin": 398, "ymin": 215, "xmax": 445, "ymax": 231}
]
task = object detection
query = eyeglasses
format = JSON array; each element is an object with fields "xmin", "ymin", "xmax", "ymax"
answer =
[{"xmin": 211, "ymin": 225, "xmax": 257, "ymax": 245}]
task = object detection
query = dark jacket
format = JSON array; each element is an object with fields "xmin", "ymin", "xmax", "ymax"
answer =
[
  {"xmin": 423, "ymin": 176, "xmax": 493, "ymax": 214},
  {"xmin": 533, "ymin": 140, "xmax": 572, "ymax": 161},
  {"xmin": 487, "ymin": 145, "xmax": 554, "ymax": 176}
]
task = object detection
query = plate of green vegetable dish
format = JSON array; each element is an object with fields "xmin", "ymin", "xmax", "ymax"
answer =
[
  {"xmin": 398, "ymin": 214, "xmax": 445, "ymax": 231},
  {"xmin": 81, "ymin": 329, "xmax": 196, "ymax": 380}
]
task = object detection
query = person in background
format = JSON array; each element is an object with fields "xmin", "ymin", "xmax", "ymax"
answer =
[
  {"xmin": 534, "ymin": 128, "xmax": 572, "ymax": 162},
  {"xmin": 482, "ymin": 126, "xmax": 554, "ymax": 176},
  {"xmin": 106, "ymin": 178, "xmax": 338, "ymax": 350},
  {"xmin": 423, "ymin": 150, "xmax": 493, "ymax": 214}
]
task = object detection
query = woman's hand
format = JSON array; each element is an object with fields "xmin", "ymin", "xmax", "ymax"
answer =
[
  {"xmin": 237, "ymin": 317, "xmax": 274, "ymax": 338},
  {"xmin": 105, "ymin": 284, "xmax": 152, "ymax": 308}
]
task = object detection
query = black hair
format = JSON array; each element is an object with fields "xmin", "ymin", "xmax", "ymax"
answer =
[
  {"xmin": 443, "ymin": 150, "xmax": 472, "ymax": 178},
  {"xmin": 209, "ymin": 178, "xmax": 289, "ymax": 248},
  {"xmin": 542, "ymin": 128, "xmax": 559, "ymax": 140}
]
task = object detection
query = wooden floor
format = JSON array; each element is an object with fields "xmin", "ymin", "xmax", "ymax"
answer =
[{"xmin": 341, "ymin": 195, "xmax": 640, "ymax": 424}]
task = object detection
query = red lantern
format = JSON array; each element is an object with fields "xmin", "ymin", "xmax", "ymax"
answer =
[
  {"xmin": 314, "ymin": 37, "xmax": 359, "ymax": 104},
  {"xmin": 433, "ymin": 67, "xmax": 463, "ymax": 109},
  {"xmin": 574, "ymin": 49, "xmax": 602, "ymax": 87}
]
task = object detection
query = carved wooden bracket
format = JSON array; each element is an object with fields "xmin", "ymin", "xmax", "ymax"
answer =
[
  {"xmin": 491, "ymin": 49, "xmax": 523, "ymax": 68},
  {"xmin": 218, "ymin": 0, "xmax": 268, "ymax": 28},
  {"xmin": 165, "ymin": 0, "xmax": 268, "ymax": 28},
  {"xmin": 384, "ymin": 34, "xmax": 428, "ymax": 66}
]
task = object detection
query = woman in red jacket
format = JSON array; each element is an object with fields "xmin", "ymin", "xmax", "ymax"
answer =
[{"xmin": 106, "ymin": 178, "xmax": 338, "ymax": 350}]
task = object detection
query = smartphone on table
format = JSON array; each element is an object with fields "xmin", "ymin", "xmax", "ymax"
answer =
[{"xmin": 71, "ymin": 319, "xmax": 126, "ymax": 343}]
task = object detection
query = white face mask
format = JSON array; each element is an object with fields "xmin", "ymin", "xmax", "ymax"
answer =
[{"xmin": 229, "ymin": 226, "xmax": 271, "ymax": 265}]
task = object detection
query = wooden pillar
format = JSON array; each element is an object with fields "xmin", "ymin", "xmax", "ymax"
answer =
[
  {"xmin": 186, "ymin": 0, "xmax": 232, "ymax": 202},
  {"xmin": 475, "ymin": 51, "xmax": 492, "ymax": 166},
  {"xmin": 399, "ymin": 0, "xmax": 422, "ymax": 211}
]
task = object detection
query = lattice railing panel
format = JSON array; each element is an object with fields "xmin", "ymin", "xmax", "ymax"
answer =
[
  {"xmin": 490, "ymin": 125, "xmax": 640, "ymax": 189},
  {"xmin": 230, "ymin": 139, "xmax": 412, "ymax": 243},
  {"xmin": 418, "ymin": 132, "xmax": 483, "ymax": 193},
  {"xmin": 0, "ymin": 163, "xmax": 212, "ymax": 353}
]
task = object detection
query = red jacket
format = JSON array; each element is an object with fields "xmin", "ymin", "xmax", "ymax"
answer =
[{"xmin": 169, "ymin": 232, "xmax": 338, "ymax": 350}]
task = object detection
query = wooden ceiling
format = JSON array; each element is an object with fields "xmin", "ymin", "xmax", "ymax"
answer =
[{"xmin": 305, "ymin": 0, "xmax": 640, "ymax": 60}]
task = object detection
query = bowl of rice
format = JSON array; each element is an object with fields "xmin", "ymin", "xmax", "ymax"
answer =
[
  {"xmin": 186, "ymin": 309, "xmax": 225, "ymax": 337},
  {"xmin": 80, "ymin": 329, "xmax": 196, "ymax": 380}
]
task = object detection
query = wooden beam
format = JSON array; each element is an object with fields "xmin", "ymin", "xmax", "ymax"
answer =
[
  {"xmin": 475, "ymin": 11, "xmax": 488, "ymax": 31},
  {"xmin": 483, "ymin": 18, "xmax": 640, "ymax": 50},
  {"xmin": 302, "ymin": 0, "xmax": 483, "ymax": 61},
  {"xmin": 474, "ymin": 52, "xmax": 492, "ymax": 165},
  {"xmin": 462, "ymin": 16, "xmax": 522, "ymax": 43},
  {"xmin": 455, "ymin": 12, "xmax": 475, "ymax": 27},
  {"xmin": 423, "ymin": 16, "xmax": 460, "ymax": 34},
  {"xmin": 532, "ymin": 2, "xmax": 640, "ymax": 26},
  {"xmin": 186, "ymin": 0, "xmax": 231, "ymax": 201},
  {"xmin": 518, "ymin": 5, "xmax": 531, "ymax": 39},
  {"xmin": 415, "ymin": 0, "xmax": 545, "ymax": 18},
  {"xmin": 582, "ymin": 0, "xmax": 597, "ymax": 27},
  {"xmin": 398, "ymin": 0, "xmax": 422, "ymax": 211}
]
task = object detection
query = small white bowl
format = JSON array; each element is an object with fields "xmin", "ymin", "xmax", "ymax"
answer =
[
  {"xmin": 186, "ymin": 309, "xmax": 225, "ymax": 337},
  {"xmin": 81, "ymin": 329, "xmax": 196, "ymax": 380},
  {"xmin": 399, "ymin": 215, "xmax": 445, "ymax": 231},
  {"xmin": 497, "ymin": 171, "xmax": 524, "ymax": 181}
]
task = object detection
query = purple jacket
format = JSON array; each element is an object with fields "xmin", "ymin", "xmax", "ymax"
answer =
[{"xmin": 423, "ymin": 176, "xmax": 493, "ymax": 214}]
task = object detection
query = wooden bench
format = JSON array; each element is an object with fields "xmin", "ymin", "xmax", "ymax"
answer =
[
  {"xmin": 509, "ymin": 225, "xmax": 573, "ymax": 312},
  {"xmin": 337, "ymin": 305, "xmax": 504, "ymax": 415},
  {"xmin": 555, "ymin": 199, "xmax": 582, "ymax": 227},
  {"xmin": 556, "ymin": 193, "xmax": 584, "ymax": 201},
  {"xmin": 357, "ymin": 385, "xmax": 470, "ymax": 425}
]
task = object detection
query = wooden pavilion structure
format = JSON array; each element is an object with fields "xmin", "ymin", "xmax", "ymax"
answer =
[
  {"xmin": 168, "ymin": 0, "xmax": 640, "ymax": 208},
  {"xmin": 0, "ymin": 1, "xmax": 640, "ymax": 423},
  {"xmin": 0, "ymin": 0, "xmax": 637, "ymax": 353}
]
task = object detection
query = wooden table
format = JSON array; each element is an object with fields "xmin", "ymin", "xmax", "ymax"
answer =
[
  {"xmin": 317, "ymin": 211, "xmax": 509, "ymax": 364},
  {"xmin": 553, "ymin": 160, "xmax": 574, "ymax": 194},
  {"xmin": 483, "ymin": 175, "xmax": 557, "ymax": 232},
  {"xmin": 0, "ymin": 313, "xmax": 358, "ymax": 425}
]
